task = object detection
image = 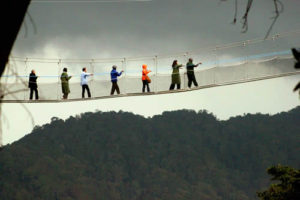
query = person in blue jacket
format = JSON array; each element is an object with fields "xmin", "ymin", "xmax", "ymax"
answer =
[{"xmin": 110, "ymin": 65, "xmax": 124, "ymax": 95}]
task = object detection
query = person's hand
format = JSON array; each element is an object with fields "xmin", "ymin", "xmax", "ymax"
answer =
[
  {"xmin": 198, "ymin": 62, "xmax": 202, "ymax": 65},
  {"xmin": 121, "ymin": 70, "xmax": 124, "ymax": 72}
]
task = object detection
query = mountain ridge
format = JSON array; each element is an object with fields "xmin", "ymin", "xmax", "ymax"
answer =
[{"xmin": 0, "ymin": 107, "xmax": 299, "ymax": 200}]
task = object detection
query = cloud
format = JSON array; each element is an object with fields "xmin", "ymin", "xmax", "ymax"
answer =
[{"xmin": 12, "ymin": 0, "xmax": 300, "ymax": 59}]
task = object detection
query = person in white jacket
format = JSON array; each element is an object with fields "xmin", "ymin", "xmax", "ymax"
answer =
[{"xmin": 81, "ymin": 67, "xmax": 93, "ymax": 98}]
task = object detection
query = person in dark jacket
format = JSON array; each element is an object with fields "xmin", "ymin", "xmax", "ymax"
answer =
[
  {"xmin": 110, "ymin": 65, "xmax": 123, "ymax": 95},
  {"xmin": 28, "ymin": 69, "xmax": 38, "ymax": 100},
  {"xmin": 169, "ymin": 60, "xmax": 183, "ymax": 90},
  {"xmin": 60, "ymin": 68, "xmax": 72, "ymax": 99},
  {"xmin": 186, "ymin": 58, "xmax": 202, "ymax": 88}
]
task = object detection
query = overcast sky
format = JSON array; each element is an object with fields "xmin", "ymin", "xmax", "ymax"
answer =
[
  {"xmin": 2, "ymin": 0, "xmax": 300, "ymax": 145},
  {"xmin": 12, "ymin": 0, "xmax": 300, "ymax": 58}
]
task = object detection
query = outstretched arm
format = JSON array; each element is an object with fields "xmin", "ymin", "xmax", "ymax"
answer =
[
  {"xmin": 143, "ymin": 70, "xmax": 151, "ymax": 75},
  {"xmin": 118, "ymin": 71, "xmax": 123, "ymax": 76},
  {"xmin": 195, "ymin": 62, "xmax": 202, "ymax": 67},
  {"xmin": 84, "ymin": 72, "xmax": 93, "ymax": 78}
]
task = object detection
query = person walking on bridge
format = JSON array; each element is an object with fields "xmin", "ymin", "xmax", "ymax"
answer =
[
  {"xmin": 61, "ymin": 67, "xmax": 72, "ymax": 99},
  {"xmin": 28, "ymin": 69, "xmax": 39, "ymax": 100},
  {"xmin": 142, "ymin": 64, "xmax": 151, "ymax": 93},
  {"xmin": 186, "ymin": 58, "xmax": 202, "ymax": 88},
  {"xmin": 110, "ymin": 65, "xmax": 124, "ymax": 95},
  {"xmin": 169, "ymin": 60, "xmax": 183, "ymax": 90},
  {"xmin": 81, "ymin": 67, "xmax": 93, "ymax": 98}
]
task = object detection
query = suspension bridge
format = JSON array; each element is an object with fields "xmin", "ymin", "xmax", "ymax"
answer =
[{"xmin": 0, "ymin": 31, "xmax": 299, "ymax": 103}]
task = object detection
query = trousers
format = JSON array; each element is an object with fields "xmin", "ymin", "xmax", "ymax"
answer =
[
  {"xmin": 142, "ymin": 80, "xmax": 150, "ymax": 92},
  {"xmin": 111, "ymin": 82, "xmax": 120, "ymax": 95},
  {"xmin": 187, "ymin": 73, "xmax": 198, "ymax": 88},
  {"xmin": 30, "ymin": 88, "xmax": 39, "ymax": 100},
  {"xmin": 82, "ymin": 85, "xmax": 91, "ymax": 98},
  {"xmin": 169, "ymin": 83, "xmax": 180, "ymax": 90}
]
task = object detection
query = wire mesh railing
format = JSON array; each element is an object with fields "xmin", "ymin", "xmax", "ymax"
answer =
[{"xmin": 1, "ymin": 31, "xmax": 300, "ymax": 102}]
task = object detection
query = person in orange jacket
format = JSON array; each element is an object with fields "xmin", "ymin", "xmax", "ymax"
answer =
[{"xmin": 142, "ymin": 64, "xmax": 151, "ymax": 92}]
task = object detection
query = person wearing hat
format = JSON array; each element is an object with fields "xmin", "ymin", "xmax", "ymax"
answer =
[
  {"xmin": 142, "ymin": 64, "xmax": 151, "ymax": 92},
  {"xmin": 110, "ymin": 65, "xmax": 124, "ymax": 95},
  {"xmin": 60, "ymin": 67, "xmax": 72, "ymax": 99}
]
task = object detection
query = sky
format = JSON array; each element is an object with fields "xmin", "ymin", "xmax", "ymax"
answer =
[{"xmin": 1, "ymin": 0, "xmax": 300, "ymax": 145}]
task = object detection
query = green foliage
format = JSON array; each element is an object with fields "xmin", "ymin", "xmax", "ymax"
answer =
[
  {"xmin": 257, "ymin": 165, "xmax": 300, "ymax": 200},
  {"xmin": 0, "ymin": 107, "xmax": 299, "ymax": 200}
]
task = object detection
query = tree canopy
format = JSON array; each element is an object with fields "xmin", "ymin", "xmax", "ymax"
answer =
[
  {"xmin": 257, "ymin": 165, "xmax": 300, "ymax": 200},
  {"xmin": 0, "ymin": 107, "xmax": 299, "ymax": 200}
]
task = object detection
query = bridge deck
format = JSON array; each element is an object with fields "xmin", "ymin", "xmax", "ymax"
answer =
[{"xmin": 1, "ymin": 71, "xmax": 299, "ymax": 103}]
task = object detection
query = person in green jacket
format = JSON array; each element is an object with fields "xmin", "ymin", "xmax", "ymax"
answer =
[
  {"xmin": 169, "ymin": 60, "xmax": 183, "ymax": 90},
  {"xmin": 60, "ymin": 68, "xmax": 72, "ymax": 99}
]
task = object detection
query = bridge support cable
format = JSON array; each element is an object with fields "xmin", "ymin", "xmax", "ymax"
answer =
[{"xmin": 0, "ymin": 31, "xmax": 299, "ymax": 103}]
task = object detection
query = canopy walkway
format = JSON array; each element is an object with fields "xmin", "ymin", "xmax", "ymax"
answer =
[
  {"xmin": 1, "ymin": 31, "xmax": 300, "ymax": 103},
  {"xmin": 1, "ymin": 70, "xmax": 299, "ymax": 104}
]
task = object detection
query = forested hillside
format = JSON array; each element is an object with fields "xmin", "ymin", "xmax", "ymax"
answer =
[{"xmin": 0, "ymin": 107, "xmax": 299, "ymax": 200}]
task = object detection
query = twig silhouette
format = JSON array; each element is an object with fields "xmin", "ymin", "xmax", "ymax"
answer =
[
  {"xmin": 264, "ymin": 0, "xmax": 284, "ymax": 39},
  {"xmin": 26, "ymin": 11, "xmax": 37, "ymax": 35},
  {"xmin": 223, "ymin": 0, "xmax": 284, "ymax": 37},
  {"xmin": 0, "ymin": 58, "xmax": 35, "ymax": 146},
  {"xmin": 231, "ymin": 0, "xmax": 238, "ymax": 24},
  {"xmin": 241, "ymin": 0, "xmax": 253, "ymax": 33}
]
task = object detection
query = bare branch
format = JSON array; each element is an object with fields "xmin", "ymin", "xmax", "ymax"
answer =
[
  {"xmin": 232, "ymin": 0, "xmax": 238, "ymax": 24},
  {"xmin": 241, "ymin": 0, "xmax": 253, "ymax": 33},
  {"xmin": 264, "ymin": 0, "xmax": 284, "ymax": 39},
  {"xmin": 26, "ymin": 11, "xmax": 38, "ymax": 35},
  {"xmin": 1, "ymin": 58, "xmax": 35, "ymax": 147}
]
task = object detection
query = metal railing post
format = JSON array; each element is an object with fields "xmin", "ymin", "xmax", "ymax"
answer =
[
  {"xmin": 57, "ymin": 59, "xmax": 61, "ymax": 100},
  {"xmin": 213, "ymin": 48, "xmax": 217, "ymax": 84},
  {"xmin": 123, "ymin": 58, "xmax": 127, "ymax": 94},
  {"xmin": 184, "ymin": 52, "xmax": 189, "ymax": 89},
  {"xmin": 244, "ymin": 41, "xmax": 248, "ymax": 80},
  {"xmin": 90, "ymin": 60, "xmax": 94, "ymax": 97},
  {"xmin": 24, "ymin": 58, "xmax": 28, "ymax": 100},
  {"xmin": 154, "ymin": 55, "xmax": 158, "ymax": 92}
]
